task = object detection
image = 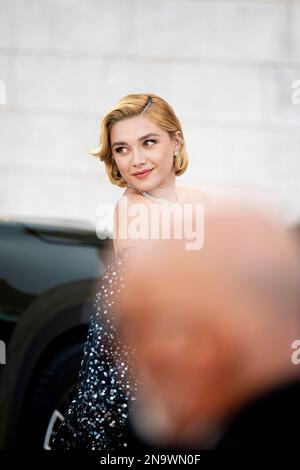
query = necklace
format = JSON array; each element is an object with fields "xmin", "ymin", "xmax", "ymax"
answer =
[{"xmin": 127, "ymin": 183, "xmax": 178, "ymax": 205}]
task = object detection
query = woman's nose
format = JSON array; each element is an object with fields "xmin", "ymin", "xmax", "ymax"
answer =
[{"xmin": 132, "ymin": 149, "xmax": 146, "ymax": 166}]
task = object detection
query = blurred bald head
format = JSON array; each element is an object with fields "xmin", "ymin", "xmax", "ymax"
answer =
[{"xmin": 118, "ymin": 202, "xmax": 300, "ymax": 448}]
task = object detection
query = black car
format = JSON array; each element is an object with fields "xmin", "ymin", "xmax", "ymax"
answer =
[{"xmin": 0, "ymin": 216, "xmax": 114, "ymax": 449}]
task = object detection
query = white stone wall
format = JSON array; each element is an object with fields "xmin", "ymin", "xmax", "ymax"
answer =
[{"xmin": 0, "ymin": 0, "xmax": 300, "ymax": 229}]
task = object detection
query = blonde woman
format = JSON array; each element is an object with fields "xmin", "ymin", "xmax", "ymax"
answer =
[{"xmin": 52, "ymin": 93, "xmax": 210, "ymax": 450}]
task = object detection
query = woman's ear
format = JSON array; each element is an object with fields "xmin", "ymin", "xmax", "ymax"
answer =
[{"xmin": 174, "ymin": 131, "xmax": 183, "ymax": 153}]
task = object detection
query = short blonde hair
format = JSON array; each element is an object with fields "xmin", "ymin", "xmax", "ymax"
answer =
[{"xmin": 89, "ymin": 93, "xmax": 188, "ymax": 187}]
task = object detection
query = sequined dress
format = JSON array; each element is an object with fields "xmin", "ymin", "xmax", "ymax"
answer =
[{"xmin": 51, "ymin": 247, "xmax": 140, "ymax": 450}]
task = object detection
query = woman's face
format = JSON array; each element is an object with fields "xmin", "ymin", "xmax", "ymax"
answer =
[{"xmin": 110, "ymin": 115, "xmax": 181, "ymax": 190}]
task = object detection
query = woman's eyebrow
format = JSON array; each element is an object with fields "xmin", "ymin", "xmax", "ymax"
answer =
[{"xmin": 112, "ymin": 133, "xmax": 160, "ymax": 148}]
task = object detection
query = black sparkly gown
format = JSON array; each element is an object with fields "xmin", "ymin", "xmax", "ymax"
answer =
[{"xmin": 51, "ymin": 247, "xmax": 143, "ymax": 450}]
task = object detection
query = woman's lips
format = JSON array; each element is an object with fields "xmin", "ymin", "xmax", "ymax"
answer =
[{"xmin": 133, "ymin": 168, "xmax": 154, "ymax": 179}]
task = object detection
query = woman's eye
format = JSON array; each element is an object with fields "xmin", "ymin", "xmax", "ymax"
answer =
[
  {"xmin": 115, "ymin": 146, "xmax": 127, "ymax": 154},
  {"xmin": 115, "ymin": 140, "xmax": 156, "ymax": 154},
  {"xmin": 144, "ymin": 139, "xmax": 156, "ymax": 146}
]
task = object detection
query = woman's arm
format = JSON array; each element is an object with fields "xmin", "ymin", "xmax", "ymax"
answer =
[{"xmin": 113, "ymin": 194, "xmax": 152, "ymax": 256}]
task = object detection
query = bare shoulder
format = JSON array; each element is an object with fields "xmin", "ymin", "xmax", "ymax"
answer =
[
  {"xmin": 188, "ymin": 185, "xmax": 211, "ymax": 204},
  {"xmin": 113, "ymin": 189, "xmax": 151, "ymax": 233},
  {"xmin": 115, "ymin": 188, "xmax": 153, "ymax": 211},
  {"xmin": 176, "ymin": 184, "xmax": 212, "ymax": 206},
  {"xmin": 113, "ymin": 189, "xmax": 151, "ymax": 256}
]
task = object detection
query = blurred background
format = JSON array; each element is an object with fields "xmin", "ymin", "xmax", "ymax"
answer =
[{"xmin": 1, "ymin": 0, "xmax": 300, "ymax": 229}]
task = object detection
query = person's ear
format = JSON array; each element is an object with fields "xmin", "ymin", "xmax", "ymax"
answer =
[{"xmin": 172, "ymin": 131, "xmax": 181, "ymax": 153}]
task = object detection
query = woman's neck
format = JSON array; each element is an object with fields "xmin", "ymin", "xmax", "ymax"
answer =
[
  {"xmin": 147, "ymin": 185, "xmax": 177, "ymax": 203},
  {"xmin": 127, "ymin": 177, "xmax": 178, "ymax": 203}
]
